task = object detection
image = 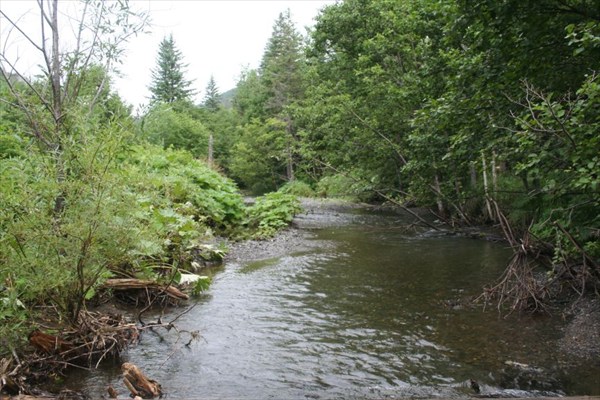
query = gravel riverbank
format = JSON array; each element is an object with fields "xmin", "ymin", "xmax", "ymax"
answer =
[{"xmin": 225, "ymin": 198, "xmax": 371, "ymax": 263}]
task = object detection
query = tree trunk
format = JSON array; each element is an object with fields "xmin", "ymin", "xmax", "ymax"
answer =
[
  {"xmin": 470, "ymin": 162, "xmax": 477, "ymax": 188},
  {"xmin": 482, "ymin": 153, "xmax": 494, "ymax": 221},
  {"xmin": 433, "ymin": 173, "xmax": 445, "ymax": 217},
  {"xmin": 491, "ymin": 151, "xmax": 498, "ymax": 194},
  {"xmin": 208, "ymin": 133, "xmax": 214, "ymax": 166}
]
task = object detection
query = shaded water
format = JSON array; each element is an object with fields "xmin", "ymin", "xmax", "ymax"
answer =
[{"xmin": 69, "ymin": 207, "xmax": 600, "ymax": 398}]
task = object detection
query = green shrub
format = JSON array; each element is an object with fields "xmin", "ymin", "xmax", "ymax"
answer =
[
  {"xmin": 244, "ymin": 192, "xmax": 302, "ymax": 239},
  {"xmin": 141, "ymin": 103, "xmax": 210, "ymax": 158},
  {"xmin": 279, "ymin": 180, "xmax": 315, "ymax": 197},
  {"xmin": 0, "ymin": 139, "xmax": 246, "ymax": 340},
  {"xmin": 124, "ymin": 144, "xmax": 246, "ymax": 233}
]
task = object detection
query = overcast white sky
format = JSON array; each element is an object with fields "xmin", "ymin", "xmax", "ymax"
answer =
[{"xmin": 0, "ymin": 0, "xmax": 334, "ymax": 109}]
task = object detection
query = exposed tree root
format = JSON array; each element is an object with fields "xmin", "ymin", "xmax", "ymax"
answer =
[{"xmin": 477, "ymin": 199, "xmax": 600, "ymax": 314}]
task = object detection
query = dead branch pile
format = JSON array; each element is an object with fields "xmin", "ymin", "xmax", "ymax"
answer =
[
  {"xmin": 28, "ymin": 311, "xmax": 139, "ymax": 369},
  {"xmin": 1, "ymin": 312, "xmax": 139, "ymax": 395},
  {"xmin": 476, "ymin": 201, "xmax": 553, "ymax": 313},
  {"xmin": 1, "ymin": 276, "xmax": 197, "ymax": 397},
  {"xmin": 102, "ymin": 278, "xmax": 189, "ymax": 306},
  {"xmin": 476, "ymin": 200, "xmax": 600, "ymax": 313}
]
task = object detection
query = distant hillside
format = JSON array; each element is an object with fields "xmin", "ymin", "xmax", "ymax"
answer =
[{"xmin": 220, "ymin": 87, "xmax": 236, "ymax": 108}]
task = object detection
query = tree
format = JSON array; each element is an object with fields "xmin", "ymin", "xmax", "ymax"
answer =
[
  {"xmin": 260, "ymin": 9, "xmax": 306, "ymax": 116},
  {"xmin": 229, "ymin": 118, "xmax": 289, "ymax": 193},
  {"xmin": 203, "ymin": 75, "xmax": 221, "ymax": 112},
  {"xmin": 233, "ymin": 67, "xmax": 267, "ymax": 123},
  {"xmin": 143, "ymin": 103, "xmax": 210, "ymax": 158},
  {"xmin": 259, "ymin": 9, "xmax": 306, "ymax": 181},
  {"xmin": 148, "ymin": 34, "xmax": 195, "ymax": 104}
]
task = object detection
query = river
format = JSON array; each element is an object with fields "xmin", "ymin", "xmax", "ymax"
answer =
[{"xmin": 66, "ymin": 202, "xmax": 600, "ymax": 398}]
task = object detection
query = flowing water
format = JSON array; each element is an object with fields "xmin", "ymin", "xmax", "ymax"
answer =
[{"xmin": 67, "ymin": 205, "xmax": 600, "ymax": 398}]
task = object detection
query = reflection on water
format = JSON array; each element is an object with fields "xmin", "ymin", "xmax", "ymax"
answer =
[{"xmin": 67, "ymin": 208, "xmax": 600, "ymax": 398}]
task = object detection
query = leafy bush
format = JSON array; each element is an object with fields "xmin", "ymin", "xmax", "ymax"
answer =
[
  {"xmin": 0, "ymin": 137, "xmax": 248, "ymax": 346},
  {"xmin": 279, "ymin": 180, "xmax": 315, "ymax": 197},
  {"xmin": 244, "ymin": 192, "xmax": 302, "ymax": 239},
  {"xmin": 0, "ymin": 128, "xmax": 151, "ymax": 330},
  {"xmin": 123, "ymin": 143, "xmax": 246, "ymax": 234},
  {"xmin": 141, "ymin": 103, "xmax": 210, "ymax": 158},
  {"xmin": 229, "ymin": 118, "xmax": 289, "ymax": 194},
  {"xmin": 511, "ymin": 75, "xmax": 600, "ymax": 262}
]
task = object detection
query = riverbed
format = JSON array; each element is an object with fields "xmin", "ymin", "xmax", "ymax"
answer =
[{"xmin": 66, "ymin": 200, "xmax": 600, "ymax": 398}]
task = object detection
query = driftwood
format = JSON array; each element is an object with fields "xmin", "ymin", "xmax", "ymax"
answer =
[
  {"xmin": 103, "ymin": 278, "xmax": 189, "ymax": 301},
  {"xmin": 28, "ymin": 331, "xmax": 74, "ymax": 355},
  {"xmin": 107, "ymin": 385, "xmax": 118, "ymax": 398},
  {"xmin": 122, "ymin": 362, "xmax": 162, "ymax": 399}
]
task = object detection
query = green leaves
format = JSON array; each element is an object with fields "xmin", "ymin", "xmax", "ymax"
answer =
[
  {"xmin": 142, "ymin": 103, "xmax": 210, "ymax": 158},
  {"xmin": 244, "ymin": 192, "xmax": 302, "ymax": 239},
  {"xmin": 229, "ymin": 118, "xmax": 289, "ymax": 193},
  {"xmin": 566, "ymin": 21, "xmax": 600, "ymax": 56}
]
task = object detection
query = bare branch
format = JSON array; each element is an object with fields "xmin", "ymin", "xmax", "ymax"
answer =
[{"xmin": 0, "ymin": 10, "xmax": 45, "ymax": 53}]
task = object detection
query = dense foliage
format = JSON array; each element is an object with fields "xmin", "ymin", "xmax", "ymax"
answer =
[
  {"xmin": 296, "ymin": 0, "xmax": 599, "ymax": 309},
  {"xmin": 224, "ymin": 1, "xmax": 600, "ymax": 309},
  {"xmin": 0, "ymin": 2, "xmax": 302, "ymax": 357}
]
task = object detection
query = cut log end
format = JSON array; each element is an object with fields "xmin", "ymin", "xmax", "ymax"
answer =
[{"xmin": 122, "ymin": 362, "xmax": 162, "ymax": 399}]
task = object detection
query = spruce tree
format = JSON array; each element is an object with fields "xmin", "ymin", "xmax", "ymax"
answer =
[
  {"xmin": 260, "ymin": 9, "xmax": 306, "ymax": 115},
  {"xmin": 203, "ymin": 75, "xmax": 221, "ymax": 112},
  {"xmin": 149, "ymin": 35, "xmax": 194, "ymax": 103}
]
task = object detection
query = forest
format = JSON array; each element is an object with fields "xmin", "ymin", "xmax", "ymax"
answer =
[{"xmin": 0, "ymin": 0, "xmax": 599, "ymax": 395}]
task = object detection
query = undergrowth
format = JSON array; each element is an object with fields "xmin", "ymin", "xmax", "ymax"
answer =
[{"xmin": 0, "ymin": 139, "xmax": 300, "ymax": 357}]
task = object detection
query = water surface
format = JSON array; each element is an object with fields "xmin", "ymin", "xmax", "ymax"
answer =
[{"xmin": 68, "ymin": 207, "xmax": 600, "ymax": 398}]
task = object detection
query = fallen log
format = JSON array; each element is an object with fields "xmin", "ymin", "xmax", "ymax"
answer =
[
  {"xmin": 122, "ymin": 362, "xmax": 162, "ymax": 399},
  {"xmin": 102, "ymin": 278, "xmax": 189, "ymax": 301}
]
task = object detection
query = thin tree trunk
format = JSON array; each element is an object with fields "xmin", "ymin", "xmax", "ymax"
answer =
[
  {"xmin": 470, "ymin": 162, "xmax": 477, "ymax": 188},
  {"xmin": 48, "ymin": 0, "xmax": 67, "ymax": 219},
  {"xmin": 492, "ymin": 151, "xmax": 498, "ymax": 194},
  {"xmin": 286, "ymin": 142, "xmax": 294, "ymax": 182},
  {"xmin": 208, "ymin": 133, "xmax": 214, "ymax": 166},
  {"xmin": 433, "ymin": 172, "xmax": 445, "ymax": 217},
  {"xmin": 50, "ymin": 0, "xmax": 62, "ymax": 130},
  {"xmin": 482, "ymin": 153, "xmax": 494, "ymax": 221}
]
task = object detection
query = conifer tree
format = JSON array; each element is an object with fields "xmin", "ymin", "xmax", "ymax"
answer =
[
  {"xmin": 203, "ymin": 75, "xmax": 221, "ymax": 112},
  {"xmin": 260, "ymin": 9, "xmax": 306, "ymax": 181},
  {"xmin": 260, "ymin": 9, "xmax": 306, "ymax": 115},
  {"xmin": 149, "ymin": 35, "xmax": 194, "ymax": 103}
]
